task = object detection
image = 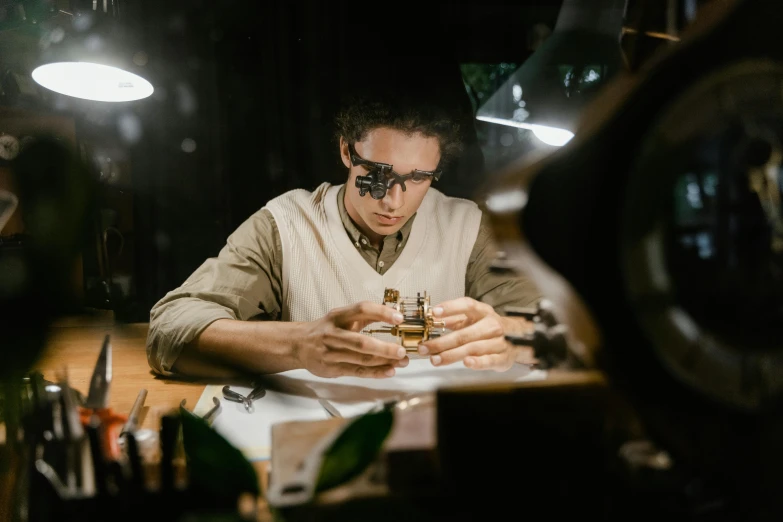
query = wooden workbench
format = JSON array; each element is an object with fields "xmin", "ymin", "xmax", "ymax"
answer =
[
  {"xmin": 31, "ymin": 321, "xmax": 611, "ymax": 522},
  {"xmin": 35, "ymin": 323, "xmax": 202, "ymax": 429}
]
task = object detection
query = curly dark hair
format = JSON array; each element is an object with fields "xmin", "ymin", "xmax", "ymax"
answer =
[{"xmin": 334, "ymin": 89, "xmax": 464, "ymax": 169}]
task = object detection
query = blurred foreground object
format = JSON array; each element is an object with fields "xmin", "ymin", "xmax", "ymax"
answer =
[
  {"xmin": 267, "ymin": 372, "xmax": 614, "ymax": 522},
  {"xmin": 0, "ymin": 140, "xmax": 258, "ymax": 521},
  {"xmin": 481, "ymin": 0, "xmax": 783, "ymax": 518},
  {"xmin": 1, "ymin": 368, "xmax": 257, "ymax": 522},
  {"xmin": 1, "ymin": 138, "xmax": 94, "ymax": 521},
  {"xmin": 0, "ymin": 189, "xmax": 18, "ymax": 232},
  {"xmin": 0, "ymin": 138, "xmax": 95, "ymax": 379}
]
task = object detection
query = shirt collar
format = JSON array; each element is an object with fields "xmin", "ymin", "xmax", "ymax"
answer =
[{"xmin": 337, "ymin": 184, "xmax": 415, "ymax": 247}]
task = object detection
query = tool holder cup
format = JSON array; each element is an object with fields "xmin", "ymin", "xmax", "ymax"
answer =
[{"xmin": 1, "ymin": 372, "xmax": 256, "ymax": 522}]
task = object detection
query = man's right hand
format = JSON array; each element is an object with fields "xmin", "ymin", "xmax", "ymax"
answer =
[{"xmin": 295, "ymin": 301, "xmax": 409, "ymax": 378}]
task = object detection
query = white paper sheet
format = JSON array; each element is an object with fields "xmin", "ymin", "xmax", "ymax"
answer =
[{"xmin": 193, "ymin": 358, "xmax": 546, "ymax": 461}]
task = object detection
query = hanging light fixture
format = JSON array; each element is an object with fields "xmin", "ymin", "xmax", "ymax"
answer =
[
  {"xmin": 476, "ymin": 0, "xmax": 626, "ymax": 147},
  {"xmin": 31, "ymin": 0, "xmax": 153, "ymax": 103}
]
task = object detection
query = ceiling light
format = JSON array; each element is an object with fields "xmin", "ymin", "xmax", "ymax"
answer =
[{"xmin": 32, "ymin": 62, "xmax": 153, "ymax": 102}]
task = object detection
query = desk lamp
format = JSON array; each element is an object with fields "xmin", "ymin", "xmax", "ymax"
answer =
[{"xmin": 476, "ymin": 0, "xmax": 625, "ymax": 147}]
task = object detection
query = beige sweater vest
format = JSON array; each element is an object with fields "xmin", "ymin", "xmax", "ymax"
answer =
[{"xmin": 265, "ymin": 183, "xmax": 482, "ymax": 337}]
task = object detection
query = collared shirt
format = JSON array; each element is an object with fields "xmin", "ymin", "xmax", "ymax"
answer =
[
  {"xmin": 336, "ymin": 185, "xmax": 415, "ymax": 275},
  {"xmin": 147, "ymin": 185, "xmax": 541, "ymax": 374}
]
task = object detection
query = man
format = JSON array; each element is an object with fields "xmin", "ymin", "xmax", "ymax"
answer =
[{"xmin": 147, "ymin": 84, "xmax": 541, "ymax": 379}]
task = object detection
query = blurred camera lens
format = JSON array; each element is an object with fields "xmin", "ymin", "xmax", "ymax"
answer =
[{"xmin": 622, "ymin": 61, "xmax": 783, "ymax": 410}]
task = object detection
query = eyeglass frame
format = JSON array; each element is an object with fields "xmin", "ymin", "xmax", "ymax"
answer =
[{"xmin": 348, "ymin": 143, "xmax": 442, "ymax": 191}]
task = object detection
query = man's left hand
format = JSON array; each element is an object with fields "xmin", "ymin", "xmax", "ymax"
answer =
[{"xmin": 418, "ymin": 297, "xmax": 536, "ymax": 371}]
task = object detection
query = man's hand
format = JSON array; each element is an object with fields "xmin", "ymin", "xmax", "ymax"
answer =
[
  {"xmin": 418, "ymin": 297, "xmax": 536, "ymax": 371},
  {"xmin": 295, "ymin": 301, "xmax": 409, "ymax": 378}
]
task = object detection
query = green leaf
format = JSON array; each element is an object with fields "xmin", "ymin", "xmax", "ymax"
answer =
[
  {"xmin": 315, "ymin": 409, "xmax": 394, "ymax": 493},
  {"xmin": 180, "ymin": 404, "xmax": 260, "ymax": 497}
]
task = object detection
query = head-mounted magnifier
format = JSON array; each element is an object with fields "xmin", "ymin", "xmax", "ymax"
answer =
[{"xmin": 349, "ymin": 143, "xmax": 441, "ymax": 200}]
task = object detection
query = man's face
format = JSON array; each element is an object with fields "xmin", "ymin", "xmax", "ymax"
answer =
[{"xmin": 341, "ymin": 127, "xmax": 440, "ymax": 240}]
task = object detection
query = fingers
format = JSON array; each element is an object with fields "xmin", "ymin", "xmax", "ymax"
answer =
[
  {"xmin": 464, "ymin": 353, "xmax": 514, "ymax": 372},
  {"xmin": 431, "ymin": 297, "xmax": 494, "ymax": 323},
  {"xmin": 514, "ymin": 346, "xmax": 537, "ymax": 365},
  {"xmin": 426, "ymin": 339, "xmax": 514, "ymax": 372},
  {"xmin": 330, "ymin": 301, "xmax": 404, "ymax": 329},
  {"xmin": 427, "ymin": 338, "xmax": 499, "ymax": 367},
  {"xmin": 324, "ymin": 349, "xmax": 409, "ymax": 368},
  {"xmin": 329, "ymin": 363, "xmax": 398, "ymax": 379},
  {"xmin": 441, "ymin": 314, "xmax": 469, "ymax": 330},
  {"xmin": 419, "ymin": 316, "xmax": 503, "ymax": 356},
  {"xmin": 393, "ymin": 357, "xmax": 410, "ymax": 368},
  {"xmin": 326, "ymin": 329, "xmax": 407, "ymax": 360}
]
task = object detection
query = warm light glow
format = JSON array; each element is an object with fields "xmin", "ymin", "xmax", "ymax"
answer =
[
  {"xmin": 530, "ymin": 125, "xmax": 574, "ymax": 146},
  {"xmin": 485, "ymin": 189, "xmax": 528, "ymax": 213},
  {"xmin": 476, "ymin": 115, "xmax": 575, "ymax": 147},
  {"xmin": 32, "ymin": 62, "xmax": 153, "ymax": 102}
]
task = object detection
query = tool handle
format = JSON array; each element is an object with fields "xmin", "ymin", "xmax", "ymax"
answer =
[
  {"xmin": 104, "ymin": 419, "xmax": 122, "ymax": 460},
  {"xmin": 247, "ymin": 386, "xmax": 266, "ymax": 401},
  {"xmin": 202, "ymin": 396, "xmax": 221, "ymax": 421},
  {"xmin": 222, "ymin": 385, "xmax": 246, "ymax": 403},
  {"xmin": 160, "ymin": 414, "xmax": 181, "ymax": 491},
  {"xmin": 124, "ymin": 431, "xmax": 145, "ymax": 490},
  {"xmin": 123, "ymin": 388, "xmax": 148, "ymax": 433},
  {"xmin": 79, "ymin": 407, "xmax": 127, "ymax": 461},
  {"xmin": 85, "ymin": 421, "xmax": 108, "ymax": 496}
]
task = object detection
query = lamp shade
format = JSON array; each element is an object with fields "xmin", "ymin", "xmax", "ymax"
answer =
[
  {"xmin": 32, "ymin": 62, "xmax": 152, "ymax": 102},
  {"xmin": 476, "ymin": 0, "xmax": 625, "ymax": 146},
  {"xmin": 31, "ymin": 2, "xmax": 153, "ymax": 102}
]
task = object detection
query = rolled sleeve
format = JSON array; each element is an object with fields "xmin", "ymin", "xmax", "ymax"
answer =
[
  {"xmin": 147, "ymin": 297, "xmax": 236, "ymax": 375},
  {"xmin": 146, "ymin": 208, "xmax": 283, "ymax": 375},
  {"xmin": 466, "ymin": 212, "xmax": 542, "ymax": 312}
]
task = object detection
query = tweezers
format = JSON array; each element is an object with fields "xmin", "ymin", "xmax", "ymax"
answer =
[
  {"xmin": 222, "ymin": 384, "xmax": 266, "ymax": 413},
  {"xmin": 318, "ymin": 398, "xmax": 343, "ymax": 418}
]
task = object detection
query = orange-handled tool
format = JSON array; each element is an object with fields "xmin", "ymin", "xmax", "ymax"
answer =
[{"xmin": 78, "ymin": 334, "xmax": 127, "ymax": 460}]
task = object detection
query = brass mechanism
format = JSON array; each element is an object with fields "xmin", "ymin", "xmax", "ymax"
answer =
[{"xmin": 363, "ymin": 288, "xmax": 446, "ymax": 351}]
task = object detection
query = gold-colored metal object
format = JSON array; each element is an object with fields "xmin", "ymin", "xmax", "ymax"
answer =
[{"xmin": 364, "ymin": 288, "xmax": 445, "ymax": 351}]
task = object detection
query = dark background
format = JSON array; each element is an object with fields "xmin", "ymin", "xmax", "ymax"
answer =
[
  {"xmin": 0, "ymin": 0, "xmax": 714, "ymax": 320},
  {"xmin": 120, "ymin": 0, "xmax": 564, "ymax": 320}
]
